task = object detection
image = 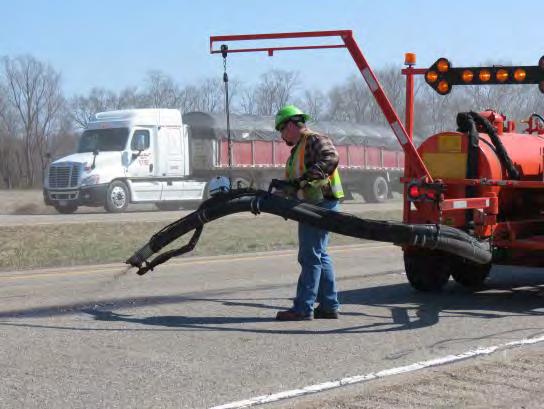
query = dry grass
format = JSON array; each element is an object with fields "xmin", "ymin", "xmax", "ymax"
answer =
[
  {"xmin": 0, "ymin": 209, "xmax": 401, "ymax": 272},
  {"xmin": 0, "ymin": 190, "xmax": 52, "ymax": 214}
]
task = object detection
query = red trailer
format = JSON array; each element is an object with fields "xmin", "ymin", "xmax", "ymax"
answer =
[{"xmin": 183, "ymin": 111, "xmax": 405, "ymax": 202}]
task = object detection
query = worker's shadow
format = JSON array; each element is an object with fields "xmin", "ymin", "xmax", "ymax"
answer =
[{"xmin": 79, "ymin": 265, "xmax": 544, "ymax": 335}]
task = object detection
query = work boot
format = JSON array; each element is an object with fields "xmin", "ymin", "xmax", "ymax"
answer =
[
  {"xmin": 275, "ymin": 310, "xmax": 313, "ymax": 321},
  {"xmin": 313, "ymin": 307, "xmax": 339, "ymax": 319}
]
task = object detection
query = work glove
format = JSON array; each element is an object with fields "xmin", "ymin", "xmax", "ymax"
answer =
[
  {"xmin": 268, "ymin": 179, "xmax": 298, "ymax": 197},
  {"xmin": 293, "ymin": 177, "xmax": 308, "ymax": 189}
]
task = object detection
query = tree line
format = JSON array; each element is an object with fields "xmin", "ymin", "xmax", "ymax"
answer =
[{"xmin": 1, "ymin": 54, "xmax": 543, "ymax": 188}]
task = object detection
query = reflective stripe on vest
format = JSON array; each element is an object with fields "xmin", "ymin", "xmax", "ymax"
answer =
[{"xmin": 285, "ymin": 135, "xmax": 344, "ymax": 201}]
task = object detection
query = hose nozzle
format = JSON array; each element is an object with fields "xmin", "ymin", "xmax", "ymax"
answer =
[{"xmin": 125, "ymin": 243, "xmax": 154, "ymax": 272}]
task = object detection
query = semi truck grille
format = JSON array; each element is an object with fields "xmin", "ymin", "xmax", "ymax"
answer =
[{"xmin": 48, "ymin": 163, "xmax": 81, "ymax": 188}]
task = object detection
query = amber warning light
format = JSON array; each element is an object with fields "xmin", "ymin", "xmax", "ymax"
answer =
[
  {"xmin": 425, "ymin": 56, "xmax": 544, "ymax": 95},
  {"xmin": 404, "ymin": 52, "xmax": 416, "ymax": 66}
]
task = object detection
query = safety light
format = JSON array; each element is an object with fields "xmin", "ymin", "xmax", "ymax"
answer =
[
  {"xmin": 496, "ymin": 69, "xmax": 509, "ymax": 82},
  {"xmin": 425, "ymin": 56, "xmax": 544, "ymax": 94},
  {"xmin": 404, "ymin": 52, "xmax": 416, "ymax": 66},
  {"xmin": 514, "ymin": 68, "xmax": 526, "ymax": 82},
  {"xmin": 426, "ymin": 70, "xmax": 438, "ymax": 83},
  {"xmin": 437, "ymin": 80, "xmax": 450, "ymax": 94},
  {"xmin": 437, "ymin": 58, "xmax": 450, "ymax": 73},
  {"xmin": 479, "ymin": 69, "xmax": 491, "ymax": 82},
  {"xmin": 425, "ymin": 190, "xmax": 437, "ymax": 200},
  {"xmin": 462, "ymin": 70, "xmax": 474, "ymax": 83},
  {"xmin": 408, "ymin": 185, "xmax": 421, "ymax": 199}
]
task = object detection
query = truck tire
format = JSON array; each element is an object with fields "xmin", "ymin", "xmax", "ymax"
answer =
[
  {"xmin": 105, "ymin": 181, "xmax": 129, "ymax": 213},
  {"xmin": 404, "ymin": 249, "xmax": 451, "ymax": 292},
  {"xmin": 363, "ymin": 175, "xmax": 389, "ymax": 203},
  {"xmin": 342, "ymin": 187, "xmax": 354, "ymax": 201},
  {"xmin": 451, "ymin": 258, "xmax": 491, "ymax": 289},
  {"xmin": 54, "ymin": 203, "xmax": 78, "ymax": 214}
]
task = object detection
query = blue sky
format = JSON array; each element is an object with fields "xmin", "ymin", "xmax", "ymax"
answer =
[{"xmin": 1, "ymin": 0, "xmax": 542, "ymax": 96}]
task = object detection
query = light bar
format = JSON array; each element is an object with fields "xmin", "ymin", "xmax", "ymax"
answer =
[{"xmin": 425, "ymin": 56, "xmax": 544, "ymax": 95}]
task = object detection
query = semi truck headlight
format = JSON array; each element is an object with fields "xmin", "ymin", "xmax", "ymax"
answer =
[{"xmin": 81, "ymin": 174, "xmax": 100, "ymax": 186}]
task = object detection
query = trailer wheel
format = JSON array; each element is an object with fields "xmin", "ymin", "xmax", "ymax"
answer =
[
  {"xmin": 451, "ymin": 258, "xmax": 491, "ymax": 289},
  {"xmin": 105, "ymin": 181, "xmax": 129, "ymax": 213},
  {"xmin": 404, "ymin": 250, "xmax": 451, "ymax": 292},
  {"xmin": 54, "ymin": 203, "xmax": 78, "ymax": 214},
  {"xmin": 363, "ymin": 176, "xmax": 389, "ymax": 203}
]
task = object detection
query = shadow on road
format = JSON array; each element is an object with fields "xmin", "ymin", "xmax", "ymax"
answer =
[{"xmin": 1, "ymin": 266, "xmax": 543, "ymax": 336}]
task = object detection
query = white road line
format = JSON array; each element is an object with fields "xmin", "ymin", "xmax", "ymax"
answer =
[{"xmin": 210, "ymin": 334, "xmax": 544, "ymax": 409}]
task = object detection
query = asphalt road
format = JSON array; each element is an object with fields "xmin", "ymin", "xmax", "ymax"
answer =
[
  {"xmin": 1, "ymin": 244, "xmax": 544, "ymax": 408},
  {"xmin": 0, "ymin": 200, "xmax": 402, "ymax": 226}
]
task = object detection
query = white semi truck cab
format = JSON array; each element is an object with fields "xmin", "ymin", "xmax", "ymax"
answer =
[{"xmin": 43, "ymin": 109, "xmax": 207, "ymax": 213}]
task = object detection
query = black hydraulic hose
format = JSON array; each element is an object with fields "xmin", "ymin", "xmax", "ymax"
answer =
[
  {"xmin": 457, "ymin": 112, "xmax": 520, "ymax": 180},
  {"xmin": 126, "ymin": 191, "xmax": 491, "ymax": 275}
]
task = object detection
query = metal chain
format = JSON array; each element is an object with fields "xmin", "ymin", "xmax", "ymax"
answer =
[{"xmin": 221, "ymin": 44, "xmax": 233, "ymax": 186}]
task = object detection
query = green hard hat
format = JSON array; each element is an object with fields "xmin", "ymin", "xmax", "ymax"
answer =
[{"xmin": 275, "ymin": 105, "xmax": 310, "ymax": 131}]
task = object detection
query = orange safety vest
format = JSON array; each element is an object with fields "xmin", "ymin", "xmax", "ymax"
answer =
[{"xmin": 285, "ymin": 134, "xmax": 344, "ymax": 203}]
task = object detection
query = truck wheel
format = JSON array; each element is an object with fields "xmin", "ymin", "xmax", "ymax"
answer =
[
  {"xmin": 451, "ymin": 258, "xmax": 491, "ymax": 289},
  {"xmin": 54, "ymin": 204, "xmax": 78, "ymax": 214},
  {"xmin": 364, "ymin": 176, "xmax": 389, "ymax": 203},
  {"xmin": 105, "ymin": 181, "xmax": 129, "ymax": 213},
  {"xmin": 342, "ymin": 187, "xmax": 354, "ymax": 201},
  {"xmin": 155, "ymin": 202, "xmax": 181, "ymax": 211},
  {"xmin": 404, "ymin": 249, "xmax": 451, "ymax": 292}
]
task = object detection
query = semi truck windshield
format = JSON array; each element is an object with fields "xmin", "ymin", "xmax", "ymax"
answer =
[{"xmin": 78, "ymin": 128, "xmax": 129, "ymax": 152}]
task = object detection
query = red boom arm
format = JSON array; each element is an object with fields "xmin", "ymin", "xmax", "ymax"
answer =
[{"xmin": 210, "ymin": 30, "xmax": 432, "ymax": 180}]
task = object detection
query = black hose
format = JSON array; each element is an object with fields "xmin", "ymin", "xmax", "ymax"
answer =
[
  {"xmin": 126, "ymin": 190, "xmax": 491, "ymax": 275},
  {"xmin": 457, "ymin": 112, "xmax": 520, "ymax": 180}
]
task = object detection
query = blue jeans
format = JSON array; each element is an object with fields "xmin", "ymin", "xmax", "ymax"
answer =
[{"xmin": 292, "ymin": 199, "xmax": 340, "ymax": 315}]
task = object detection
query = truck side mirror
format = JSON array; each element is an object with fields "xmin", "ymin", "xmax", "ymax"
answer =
[{"xmin": 122, "ymin": 151, "xmax": 131, "ymax": 167}]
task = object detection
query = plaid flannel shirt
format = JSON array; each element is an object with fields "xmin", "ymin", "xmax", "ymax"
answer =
[{"xmin": 292, "ymin": 129, "xmax": 339, "ymax": 197}]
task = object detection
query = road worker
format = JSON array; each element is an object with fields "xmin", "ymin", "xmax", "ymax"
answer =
[{"xmin": 274, "ymin": 105, "xmax": 344, "ymax": 321}]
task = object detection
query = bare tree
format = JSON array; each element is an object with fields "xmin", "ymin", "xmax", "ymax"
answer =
[
  {"xmin": 177, "ymin": 84, "xmax": 201, "ymax": 113},
  {"xmin": 367, "ymin": 66, "xmax": 406, "ymax": 124},
  {"xmin": 0, "ymin": 87, "xmax": 22, "ymax": 188},
  {"xmin": 143, "ymin": 70, "xmax": 180, "ymax": 108},
  {"xmin": 254, "ymin": 69, "xmax": 299, "ymax": 115},
  {"xmin": 118, "ymin": 86, "xmax": 145, "ymax": 109},
  {"xmin": 70, "ymin": 87, "xmax": 119, "ymax": 128},
  {"xmin": 71, "ymin": 86, "xmax": 147, "ymax": 129},
  {"xmin": 298, "ymin": 89, "xmax": 326, "ymax": 120},
  {"xmin": 194, "ymin": 77, "xmax": 224, "ymax": 112},
  {"xmin": 176, "ymin": 77, "xmax": 240, "ymax": 114},
  {"xmin": 2, "ymin": 55, "xmax": 64, "ymax": 186},
  {"xmin": 48, "ymin": 106, "xmax": 78, "ymax": 160},
  {"xmin": 327, "ymin": 75, "xmax": 372, "ymax": 122},
  {"xmin": 238, "ymin": 84, "xmax": 258, "ymax": 115}
]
